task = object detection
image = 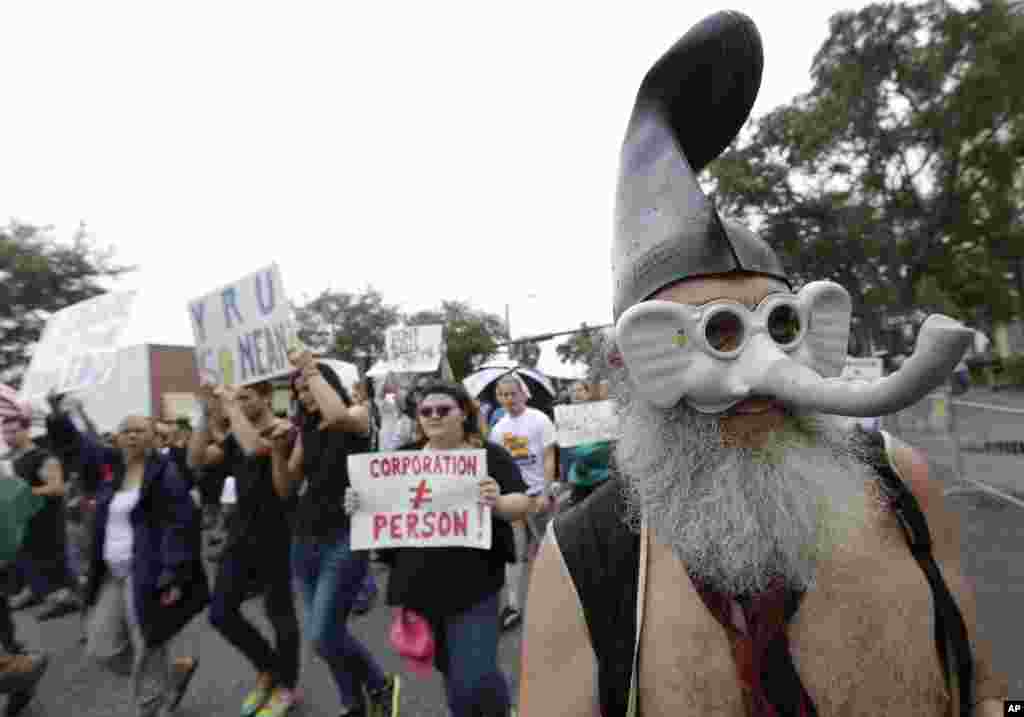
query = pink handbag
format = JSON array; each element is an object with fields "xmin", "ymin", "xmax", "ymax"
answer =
[{"xmin": 389, "ymin": 607, "xmax": 435, "ymax": 677}]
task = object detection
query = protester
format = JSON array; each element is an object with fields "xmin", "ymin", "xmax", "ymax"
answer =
[
  {"xmin": 1, "ymin": 409, "xmax": 81, "ymax": 620},
  {"xmin": 488, "ymin": 373, "xmax": 556, "ymax": 631},
  {"xmin": 189, "ymin": 381, "xmax": 301, "ymax": 717},
  {"xmin": 560, "ymin": 381, "xmax": 613, "ymax": 511},
  {"xmin": 78, "ymin": 415, "xmax": 207, "ymax": 717},
  {"xmin": 519, "ymin": 11, "xmax": 1006, "ymax": 715},
  {"xmin": 349, "ymin": 380, "xmax": 381, "ymax": 617},
  {"xmin": 345, "ymin": 382, "xmax": 529, "ymax": 717},
  {"xmin": 272, "ymin": 352, "xmax": 400, "ymax": 717},
  {"xmin": 0, "ymin": 452, "xmax": 50, "ymax": 717}
]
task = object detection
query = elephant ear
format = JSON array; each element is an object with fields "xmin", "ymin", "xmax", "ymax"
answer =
[
  {"xmin": 795, "ymin": 281, "xmax": 852, "ymax": 378},
  {"xmin": 615, "ymin": 300, "xmax": 699, "ymax": 409}
]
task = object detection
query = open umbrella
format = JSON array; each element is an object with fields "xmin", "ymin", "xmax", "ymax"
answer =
[{"xmin": 462, "ymin": 364, "xmax": 557, "ymax": 420}]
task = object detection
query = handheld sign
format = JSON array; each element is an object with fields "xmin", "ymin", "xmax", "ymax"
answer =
[
  {"xmin": 20, "ymin": 291, "xmax": 138, "ymax": 401},
  {"xmin": 367, "ymin": 325, "xmax": 444, "ymax": 377},
  {"xmin": 188, "ymin": 264, "xmax": 296, "ymax": 387},
  {"xmin": 348, "ymin": 449, "xmax": 491, "ymax": 551},
  {"xmin": 555, "ymin": 400, "xmax": 619, "ymax": 448}
]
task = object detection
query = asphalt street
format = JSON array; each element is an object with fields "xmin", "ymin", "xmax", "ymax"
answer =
[{"xmin": 6, "ymin": 387, "xmax": 1024, "ymax": 714}]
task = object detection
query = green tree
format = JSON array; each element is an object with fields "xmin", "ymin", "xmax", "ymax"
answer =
[
  {"xmin": 406, "ymin": 301, "xmax": 506, "ymax": 381},
  {"xmin": 708, "ymin": 0, "xmax": 1024, "ymax": 345},
  {"xmin": 0, "ymin": 220, "xmax": 131, "ymax": 385},
  {"xmin": 293, "ymin": 287, "xmax": 401, "ymax": 370},
  {"xmin": 555, "ymin": 323, "xmax": 611, "ymax": 381}
]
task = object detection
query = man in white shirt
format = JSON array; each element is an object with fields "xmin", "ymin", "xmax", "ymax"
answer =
[{"xmin": 488, "ymin": 373, "xmax": 557, "ymax": 629}]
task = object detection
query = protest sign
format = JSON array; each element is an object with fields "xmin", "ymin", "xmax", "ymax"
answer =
[
  {"xmin": 367, "ymin": 325, "xmax": 444, "ymax": 377},
  {"xmin": 348, "ymin": 449, "xmax": 491, "ymax": 551},
  {"xmin": 20, "ymin": 291, "xmax": 138, "ymax": 401},
  {"xmin": 555, "ymin": 400, "xmax": 619, "ymax": 448},
  {"xmin": 188, "ymin": 264, "xmax": 296, "ymax": 387},
  {"xmin": 841, "ymin": 357, "xmax": 884, "ymax": 381}
]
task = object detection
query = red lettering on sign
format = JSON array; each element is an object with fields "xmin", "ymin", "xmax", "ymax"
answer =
[
  {"xmin": 391, "ymin": 457, "xmax": 401, "ymax": 475},
  {"xmin": 401, "ymin": 455, "xmax": 411, "ymax": 475},
  {"xmin": 410, "ymin": 479, "xmax": 432, "ymax": 510},
  {"xmin": 370, "ymin": 459, "xmax": 380, "ymax": 478},
  {"xmin": 421, "ymin": 512, "xmax": 435, "ymax": 538},
  {"xmin": 438, "ymin": 512, "xmax": 452, "ymax": 536},
  {"xmin": 405, "ymin": 512, "xmax": 420, "ymax": 538},
  {"xmin": 389, "ymin": 514, "xmax": 403, "ymax": 539},
  {"xmin": 373, "ymin": 514, "xmax": 387, "ymax": 540},
  {"xmin": 465, "ymin": 455, "xmax": 478, "ymax": 474},
  {"xmin": 433, "ymin": 455, "xmax": 445, "ymax": 473},
  {"xmin": 453, "ymin": 510, "xmax": 468, "ymax": 537}
]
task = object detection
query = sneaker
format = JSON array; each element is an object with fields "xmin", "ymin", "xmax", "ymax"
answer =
[
  {"xmin": 365, "ymin": 674, "xmax": 401, "ymax": 717},
  {"xmin": 241, "ymin": 678, "xmax": 274, "ymax": 717},
  {"xmin": 500, "ymin": 606, "xmax": 522, "ymax": 632},
  {"xmin": 167, "ymin": 656, "xmax": 199, "ymax": 711},
  {"xmin": 255, "ymin": 687, "xmax": 298, "ymax": 717},
  {"xmin": 36, "ymin": 589, "xmax": 81, "ymax": 621}
]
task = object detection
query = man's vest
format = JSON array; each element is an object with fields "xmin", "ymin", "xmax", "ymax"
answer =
[{"xmin": 553, "ymin": 430, "xmax": 973, "ymax": 717}]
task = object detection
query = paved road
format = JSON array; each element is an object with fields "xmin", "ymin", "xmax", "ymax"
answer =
[
  {"xmin": 8, "ymin": 388, "xmax": 1024, "ymax": 715},
  {"xmin": 9, "ymin": 558, "xmax": 524, "ymax": 717}
]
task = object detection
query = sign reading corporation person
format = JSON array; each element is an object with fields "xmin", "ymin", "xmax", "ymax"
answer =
[
  {"xmin": 348, "ymin": 449, "xmax": 492, "ymax": 551},
  {"xmin": 187, "ymin": 264, "xmax": 296, "ymax": 387}
]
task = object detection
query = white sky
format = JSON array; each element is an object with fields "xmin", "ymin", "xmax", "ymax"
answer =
[{"xmin": 2, "ymin": 1, "xmax": 893, "ymax": 374}]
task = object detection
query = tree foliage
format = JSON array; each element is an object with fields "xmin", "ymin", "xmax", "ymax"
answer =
[
  {"xmin": 707, "ymin": 0, "xmax": 1024, "ymax": 351},
  {"xmin": 555, "ymin": 323, "xmax": 613, "ymax": 382},
  {"xmin": 406, "ymin": 300, "xmax": 507, "ymax": 381},
  {"xmin": 0, "ymin": 220, "xmax": 131, "ymax": 384},
  {"xmin": 293, "ymin": 286, "xmax": 402, "ymax": 369}
]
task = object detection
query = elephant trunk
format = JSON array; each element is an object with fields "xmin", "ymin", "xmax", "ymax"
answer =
[{"xmin": 756, "ymin": 315, "xmax": 974, "ymax": 417}]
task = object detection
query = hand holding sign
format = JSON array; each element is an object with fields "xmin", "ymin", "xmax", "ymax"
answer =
[
  {"xmin": 344, "ymin": 487, "xmax": 360, "ymax": 516},
  {"xmin": 478, "ymin": 478, "xmax": 499, "ymax": 507}
]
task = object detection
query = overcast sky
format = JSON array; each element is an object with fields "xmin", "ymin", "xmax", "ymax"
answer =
[{"xmin": 2, "ymin": 1, "xmax": 914, "ymax": 375}]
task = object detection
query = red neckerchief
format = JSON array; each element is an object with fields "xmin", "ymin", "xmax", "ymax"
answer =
[{"xmin": 691, "ymin": 575, "xmax": 816, "ymax": 717}]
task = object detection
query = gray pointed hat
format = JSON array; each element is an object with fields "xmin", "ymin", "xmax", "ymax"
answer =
[{"xmin": 612, "ymin": 11, "xmax": 790, "ymax": 321}]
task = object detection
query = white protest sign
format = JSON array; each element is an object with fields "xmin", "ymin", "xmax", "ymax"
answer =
[
  {"xmin": 386, "ymin": 325, "xmax": 443, "ymax": 373},
  {"xmin": 348, "ymin": 449, "xmax": 491, "ymax": 551},
  {"xmin": 20, "ymin": 291, "xmax": 138, "ymax": 401},
  {"xmin": 555, "ymin": 400, "xmax": 619, "ymax": 448},
  {"xmin": 188, "ymin": 264, "xmax": 296, "ymax": 387},
  {"xmin": 841, "ymin": 357, "xmax": 884, "ymax": 381}
]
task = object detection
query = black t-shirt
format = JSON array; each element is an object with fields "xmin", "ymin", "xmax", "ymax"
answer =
[
  {"xmin": 11, "ymin": 445, "xmax": 66, "ymax": 555},
  {"xmin": 293, "ymin": 422, "xmax": 369, "ymax": 541},
  {"xmin": 385, "ymin": 441, "xmax": 528, "ymax": 619},
  {"xmin": 220, "ymin": 433, "xmax": 293, "ymax": 549}
]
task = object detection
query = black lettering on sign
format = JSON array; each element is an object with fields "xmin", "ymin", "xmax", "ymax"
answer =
[{"xmin": 1006, "ymin": 701, "xmax": 1023, "ymax": 714}]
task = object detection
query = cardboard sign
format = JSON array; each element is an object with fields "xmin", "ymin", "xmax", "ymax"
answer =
[
  {"xmin": 348, "ymin": 449, "xmax": 491, "ymax": 550},
  {"xmin": 555, "ymin": 400, "xmax": 619, "ymax": 448},
  {"xmin": 188, "ymin": 264, "xmax": 296, "ymax": 387},
  {"xmin": 20, "ymin": 291, "xmax": 138, "ymax": 401},
  {"xmin": 390, "ymin": 325, "xmax": 443, "ymax": 372},
  {"xmin": 841, "ymin": 357, "xmax": 884, "ymax": 381}
]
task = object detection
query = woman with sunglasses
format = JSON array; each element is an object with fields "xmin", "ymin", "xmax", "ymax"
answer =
[
  {"xmin": 271, "ymin": 351, "xmax": 399, "ymax": 717},
  {"xmin": 345, "ymin": 382, "xmax": 530, "ymax": 717}
]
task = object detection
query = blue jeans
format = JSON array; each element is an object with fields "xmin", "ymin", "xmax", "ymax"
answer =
[
  {"xmin": 291, "ymin": 530, "xmax": 387, "ymax": 709},
  {"xmin": 440, "ymin": 591, "xmax": 510, "ymax": 717}
]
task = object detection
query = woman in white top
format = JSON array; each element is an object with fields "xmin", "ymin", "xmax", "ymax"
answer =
[{"xmin": 78, "ymin": 415, "xmax": 209, "ymax": 717}]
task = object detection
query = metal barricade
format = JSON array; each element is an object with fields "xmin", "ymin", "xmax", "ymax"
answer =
[{"xmin": 882, "ymin": 389, "xmax": 1024, "ymax": 503}]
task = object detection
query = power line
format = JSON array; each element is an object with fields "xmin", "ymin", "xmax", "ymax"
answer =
[{"xmin": 495, "ymin": 324, "xmax": 614, "ymax": 347}]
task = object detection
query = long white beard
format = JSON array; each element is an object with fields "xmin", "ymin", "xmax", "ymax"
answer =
[{"xmin": 616, "ymin": 388, "xmax": 875, "ymax": 596}]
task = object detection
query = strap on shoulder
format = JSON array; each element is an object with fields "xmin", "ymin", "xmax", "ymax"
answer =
[{"xmin": 874, "ymin": 430, "xmax": 973, "ymax": 717}]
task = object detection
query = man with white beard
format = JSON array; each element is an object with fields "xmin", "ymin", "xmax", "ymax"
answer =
[{"xmin": 518, "ymin": 11, "xmax": 1006, "ymax": 717}]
